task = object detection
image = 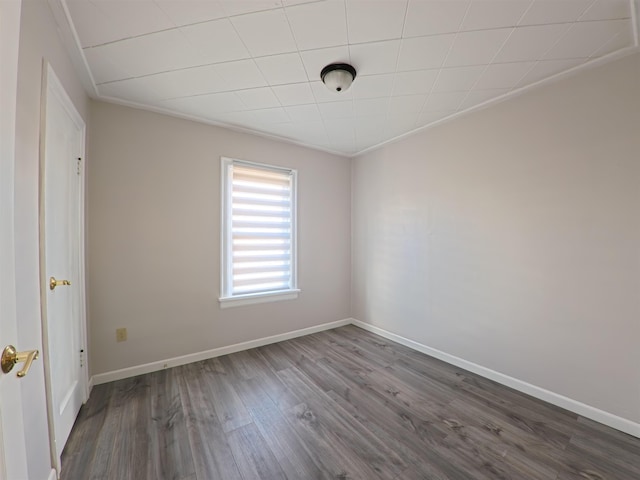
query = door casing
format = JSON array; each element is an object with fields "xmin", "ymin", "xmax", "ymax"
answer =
[{"xmin": 38, "ymin": 61, "xmax": 89, "ymax": 474}]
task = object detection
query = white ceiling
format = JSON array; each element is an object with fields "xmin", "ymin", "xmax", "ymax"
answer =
[{"xmin": 63, "ymin": 0, "xmax": 638, "ymax": 156}]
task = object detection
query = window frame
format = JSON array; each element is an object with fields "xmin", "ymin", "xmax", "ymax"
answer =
[{"xmin": 219, "ymin": 157, "xmax": 299, "ymax": 308}]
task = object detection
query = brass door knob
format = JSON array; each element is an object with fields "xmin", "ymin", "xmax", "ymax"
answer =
[
  {"xmin": 49, "ymin": 276, "xmax": 71, "ymax": 290},
  {"xmin": 1, "ymin": 345, "xmax": 39, "ymax": 378}
]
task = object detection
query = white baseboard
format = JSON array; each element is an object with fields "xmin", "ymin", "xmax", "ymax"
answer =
[
  {"xmin": 351, "ymin": 319, "xmax": 640, "ymax": 439},
  {"xmin": 91, "ymin": 318, "xmax": 352, "ymax": 386},
  {"xmin": 87, "ymin": 316, "xmax": 639, "ymax": 438},
  {"xmin": 47, "ymin": 468, "xmax": 57, "ymax": 480}
]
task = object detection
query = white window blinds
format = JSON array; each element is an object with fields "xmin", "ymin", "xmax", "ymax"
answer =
[{"xmin": 221, "ymin": 158, "xmax": 297, "ymax": 302}]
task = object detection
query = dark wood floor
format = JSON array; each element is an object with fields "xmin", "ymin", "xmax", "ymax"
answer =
[{"xmin": 61, "ymin": 325, "xmax": 640, "ymax": 479}]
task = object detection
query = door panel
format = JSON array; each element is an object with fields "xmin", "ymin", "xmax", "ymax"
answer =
[
  {"xmin": 0, "ymin": 1, "xmax": 30, "ymax": 478},
  {"xmin": 42, "ymin": 65, "xmax": 86, "ymax": 465},
  {"xmin": 0, "ymin": 0, "xmax": 29, "ymax": 480}
]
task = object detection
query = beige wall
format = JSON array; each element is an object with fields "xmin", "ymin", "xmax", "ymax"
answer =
[
  {"xmin": 87, "ymin": 101, "xmax": 351, "ymax": 375},
  {"xmin": 14, "ymin": 1, "xmax": 90, "ymax": 478},
  {"xmin": 352, "ymin": 53, "xmax": 640, "ymax": 424}
]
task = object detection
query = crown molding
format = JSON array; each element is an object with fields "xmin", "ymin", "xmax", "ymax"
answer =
[
  {"xmin": 353, "ymin": 45, "xmax": 640, "ymax": 158},
  {"xmin": 48, "ymin": 0, "xmax": 97, "ymax": 96}
]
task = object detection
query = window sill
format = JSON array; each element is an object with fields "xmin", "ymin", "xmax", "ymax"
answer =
[{"xmin": 219, "ymin": 289, "xmax": 300, "ymax": 309}]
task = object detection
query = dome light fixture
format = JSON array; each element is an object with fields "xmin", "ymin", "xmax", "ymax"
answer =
[{"xmin": 320, "ymin": 63, "xmax": 357, "ymax": 93}]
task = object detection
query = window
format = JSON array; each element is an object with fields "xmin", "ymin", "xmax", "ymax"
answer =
[{"xmin": 220, "ymin": 157, "xmax": 299, "ymax": 307}]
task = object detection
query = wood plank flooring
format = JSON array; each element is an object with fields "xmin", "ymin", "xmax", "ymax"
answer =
[{"xmin": 61, "ymin": 325, "xmax": 640, "ymax": 479}]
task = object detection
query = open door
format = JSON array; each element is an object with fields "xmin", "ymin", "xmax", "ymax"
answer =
[
  {"xmin": 0, "ymin": 1, "xmax": 31, "ymax": 478},
  {"xmin": 39, "ymin": 63, "xmax": 88, "ymax": 471}
]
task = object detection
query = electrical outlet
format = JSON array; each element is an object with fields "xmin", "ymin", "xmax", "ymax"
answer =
[{"xmin": 116, "ymin": 328, "xmax": 127, "ymax": 342}]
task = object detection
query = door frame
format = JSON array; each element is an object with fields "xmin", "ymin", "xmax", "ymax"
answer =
[{"xmin": 38, "ymin": 61, "xmax": 89, "ymax": 473}]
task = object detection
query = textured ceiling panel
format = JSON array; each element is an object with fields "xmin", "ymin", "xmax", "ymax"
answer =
[{"xmin": 65, "ymin": 0, "xmax": 636, "ymax": 156}]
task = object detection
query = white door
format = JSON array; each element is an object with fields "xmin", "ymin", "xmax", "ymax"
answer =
[
  {"xmin": 41, "ymin": 64, "xmax": 87, "ymax": 469},
  {"xmin": 0, "ymin": 1, "xmax": 30, "ymax": 479}
]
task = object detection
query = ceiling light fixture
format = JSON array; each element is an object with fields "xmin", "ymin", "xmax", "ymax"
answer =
[{"xmin": 320, "ymin": 63, "xmax": 357, "ymax": 93}]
